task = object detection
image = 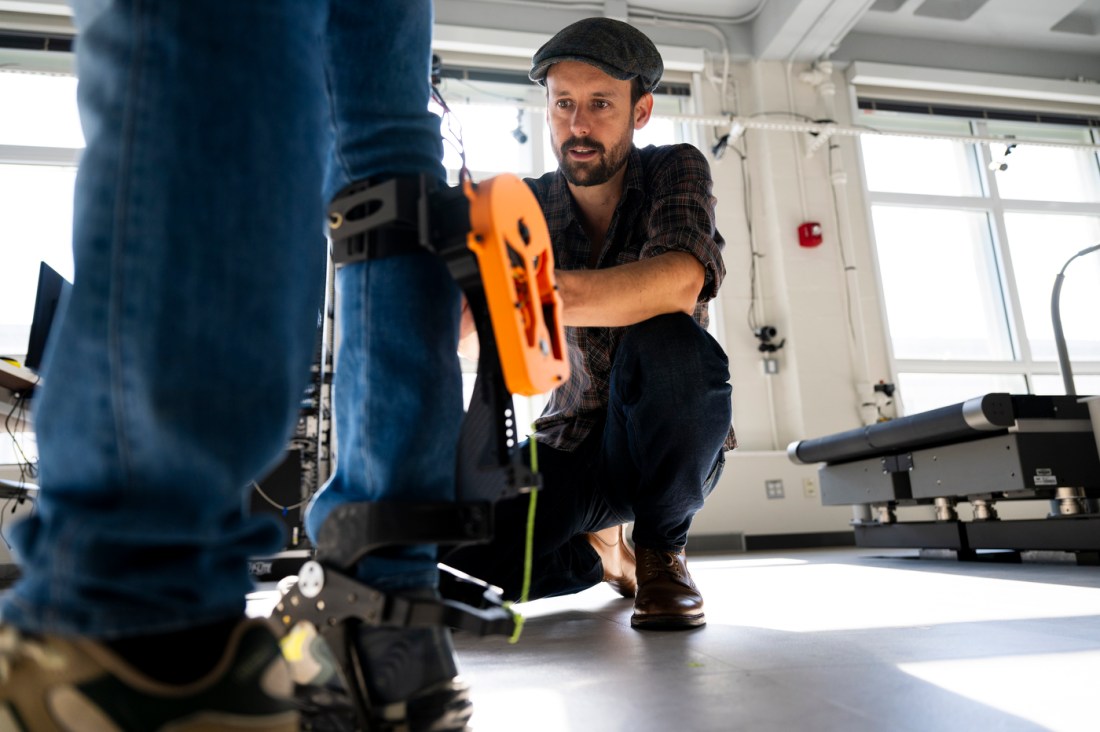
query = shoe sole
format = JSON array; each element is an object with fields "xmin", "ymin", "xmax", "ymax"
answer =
[
  {"xmin": 607, "ymin": 580, "xmax": 637, "ymax": 599},
  {"xmin": 630, "ymin": 613, "xmax": 706, "ymax": 630},
  {"xmin": 402, "ymin": 679, "xmax": 473, "ymax": 732},
  {"xmin": 299, "ymin": 678, "xmax": 472, "ymax": 732}
]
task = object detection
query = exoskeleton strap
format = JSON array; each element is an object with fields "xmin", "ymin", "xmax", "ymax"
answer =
[{"xmin": 326, "ymin": 174, "xmax": 569, "ymax": 397}]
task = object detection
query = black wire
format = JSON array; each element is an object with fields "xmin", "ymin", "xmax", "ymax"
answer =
[
  {"xmin": 734, "ymin": 134, "xmax": 761, "ymax": 334},
  {"xmin": 751, "ymin": 110, "xmax": 820, "ymax": 123},
  {"xmin": 5, "ymin": 391, "xmax": 36, "ymax": 481},
  {"xmin": 2, "ymin": 391, "xmax": 38, "ymax": 550},
  {"xmin": 250, "ymin": 481, "xmax": 309, "ymax": 513},
  {"xmin": 431, "ymin": 84, "xmax": 470, "ymax": 183},
  {"xmin": 447, "ymin": 76, "xmax": 526, "ymax": 105}
]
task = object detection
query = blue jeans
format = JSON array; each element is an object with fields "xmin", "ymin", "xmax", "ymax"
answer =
[
  {"xmin": 2, "ymin": 0, "xmax": 457, "ymax": 638},
  {"xmin": 443, "ymin": 313, "xmax": 732, "ymax": 600}
]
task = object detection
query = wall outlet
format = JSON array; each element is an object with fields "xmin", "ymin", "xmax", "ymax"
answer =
[
  {"xmin": 765, "ymin": 479, "xmax": 785, "ymax": 499},
  {"xmin": 803, "ymin": 477, "xmax": 819, "ymax": 498}
]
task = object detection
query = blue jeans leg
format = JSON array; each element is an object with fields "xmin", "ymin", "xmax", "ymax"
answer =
[
  {"xmin": 321, "ymin": 0, "xmax": 445, "ymax": 200},
  {"xmin": 3, "ymin": 1, "xmax": 330, "ymax": 637},
  {"xmin": 304, "ymin": 0, "xmax": 459, "ymax": 592},
  {"xmin": 305, "ymin": 253, "xmax": 463, "ymax": 592},
  {"xmin": 3, "ymin": 0, "xmax": 450, "ymax": 637}
]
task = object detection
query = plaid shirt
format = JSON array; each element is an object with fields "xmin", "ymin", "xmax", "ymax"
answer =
[{"xmin": 527, "ymin": 143, "xmax": 737, "ymax": 452}]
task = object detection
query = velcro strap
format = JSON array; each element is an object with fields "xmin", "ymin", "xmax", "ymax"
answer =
[
  {"xmin": 315, "ymin": 501, "xmax": 494, "ymax": 569},
  {"xmin": 328, "ymin": 176, "xmax": 430, "ymax": 265}
]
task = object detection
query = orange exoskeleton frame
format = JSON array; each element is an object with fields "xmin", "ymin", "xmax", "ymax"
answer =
[{"xmin": 462, "ymin": 174, "xmax": 569, "ymax": 396}]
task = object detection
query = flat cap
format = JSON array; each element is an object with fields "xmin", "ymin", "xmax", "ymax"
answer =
[{"xmin": 530, "ymin": 17, "xmax": 663, "ymax": 93}]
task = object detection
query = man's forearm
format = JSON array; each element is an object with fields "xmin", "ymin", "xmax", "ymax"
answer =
[{"xmin": 556, "ymin": 251, "xmax": 705, "ymax": 327}]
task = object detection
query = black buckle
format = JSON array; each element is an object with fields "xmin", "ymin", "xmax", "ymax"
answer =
[{"xmin": 328, "ymin": 177, "xmax": 432, "ymax": 265}]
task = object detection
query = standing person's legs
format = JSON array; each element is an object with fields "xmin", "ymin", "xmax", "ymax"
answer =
[
  {"xmin": 299, "ymin": 1, "xmax": 473, "ymax": 725},
  {"xmin": 305, "ymin": 0, "xmax": 456, "ymax": 594},
  {"xmin": 0, "ymin": 0, "xmax": 328, "ymax": 727}
]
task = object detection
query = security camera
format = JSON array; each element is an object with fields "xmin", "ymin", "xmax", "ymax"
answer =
[
  {"xmin": 512, "ymin": 109, "xmax": 528, "ymax": 145},
  {"xmin": 988, "ymin": 141, "xmax": 1016, "ymax": 172},
  {"xmin": 754, "ymin": 325, "xmax": 785, "ymax": 353},
  {"xmin": 430, "ymin": 54, "xmax": 442, "ymax": 86}
]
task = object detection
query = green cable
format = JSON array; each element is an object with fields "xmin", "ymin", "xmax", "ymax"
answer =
[{"xmin": 507, "ymin": 429, "xmax": 540, "ymax": 644}]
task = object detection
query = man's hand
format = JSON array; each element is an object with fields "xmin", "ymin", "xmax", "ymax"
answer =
[{"xmin": 555, "ymin": 251, "xmax": 704, "ymax": 327}]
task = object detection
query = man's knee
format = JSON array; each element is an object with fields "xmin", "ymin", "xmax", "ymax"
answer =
[{"xmin": 618, "ymin": 313, "xmax": 728, "ymax": 377}]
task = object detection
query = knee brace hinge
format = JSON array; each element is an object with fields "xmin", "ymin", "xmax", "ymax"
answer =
[{"xmin": 327, "ymin": 174, "xmax": 569, "ymax": 397}]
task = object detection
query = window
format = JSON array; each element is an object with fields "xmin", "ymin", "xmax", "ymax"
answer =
[
  {"xmin": 1, "ymin": 67, "xmax": 82, "ymax": 468},
  {"xmin": 0, "ymin": 70, "xmax": 82, "ymax": 360},
  {"xmin": 859, "ymin": 107, "xmax": 1100, "ymax": 414}
]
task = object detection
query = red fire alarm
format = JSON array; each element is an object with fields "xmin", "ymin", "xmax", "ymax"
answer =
[{"xmin": 798, "ymin": 222, "xmax": 823, "ymax": 248}]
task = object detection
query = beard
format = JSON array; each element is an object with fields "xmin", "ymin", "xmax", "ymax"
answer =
[{"xmin": 554, "ymin": 133, "xmax": 632, "ymax": 187}]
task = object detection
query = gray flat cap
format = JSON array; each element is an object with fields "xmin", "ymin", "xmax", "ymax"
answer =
[{"xmin": 530, "ymin": 17, "xmax": 663, "ymax": 93}]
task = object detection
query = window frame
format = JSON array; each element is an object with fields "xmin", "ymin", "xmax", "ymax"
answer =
[{"xmin": 854, "ymin": 104, "xmax": 1100, "ymax": 414}]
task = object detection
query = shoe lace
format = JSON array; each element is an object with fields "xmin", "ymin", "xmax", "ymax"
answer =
[
  {"xmin": 642, "ymin": 549, "xmax": 685, "ymax": 580},
  {"xmin": 0, "ymin": 626, "xmax": 67, "ymax": 682}
]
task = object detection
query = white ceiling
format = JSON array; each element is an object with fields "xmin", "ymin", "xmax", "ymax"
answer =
[
  {"xmin": 851, "ymin": 0, "xmax": 1100, "ymax": 54},
  {"xmin": 432, "ymin": 0, "xmax": 1100, "ymax": 79},
  {"xmin": 516, "ymin": 0, "xmax": 1100, "ymax": 53},
  {"xmin": 2, "ymin": 0, "xmax": 1098, "ymax": 80}
]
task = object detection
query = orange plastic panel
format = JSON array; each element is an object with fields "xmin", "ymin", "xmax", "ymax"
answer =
[{"xmin": 463, "ymin": 175, "xmax": 569, "ymax": 396}]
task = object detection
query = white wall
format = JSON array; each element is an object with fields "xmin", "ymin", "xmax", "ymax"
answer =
[
  {"xmin": 693, "ymin": 59, "xmax": 892, "ymax": 539},
  {"xmin": 690, "ymin": 58, "xmax": 1097, "ymax": 539},
  {"xmin": 692, "ymin": 452, "xmax": 853, "ymax": 537}
]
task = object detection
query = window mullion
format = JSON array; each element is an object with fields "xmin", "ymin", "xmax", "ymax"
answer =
[
  {"xmin": 0, "ymin": 144, "xmax": 80, "ymax": 166},
  {"xmin": 868, "ymin": 192, "xmax": 990, "ymax": 210},
  {"xmin": 974, "ymin": 119, "xmax": 1032, "ymax": 372},
  {"xmin": 893, "ymin": 359, "xmax": 1027, "ymax": 375}
]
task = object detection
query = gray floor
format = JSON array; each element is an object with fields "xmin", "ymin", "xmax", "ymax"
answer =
[{"xmin": 433, "ymin": 547, "xmax": 1100, "ymax": 732}]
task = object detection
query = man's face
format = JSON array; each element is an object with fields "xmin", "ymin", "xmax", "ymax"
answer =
[{"xmin": 545, "ymin": 61, "xmax": 649, "ymax": 187}]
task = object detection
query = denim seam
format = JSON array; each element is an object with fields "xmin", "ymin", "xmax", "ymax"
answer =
[
  {"xmin": 320, "ymin": 26, "xmax": 352, "ymax": 194},
  {"xmin": 107, "ymin": 0, "xmax": 149, "ymax": 490}
]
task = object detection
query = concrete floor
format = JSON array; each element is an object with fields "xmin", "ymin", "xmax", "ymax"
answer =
[
  {"xmin": 249, "ymin": 545, "xmax": 1100, "ymax": 731},
  {"xmin": 445, "ymin": 547, "xmax": 1100, "ymax": 732}
]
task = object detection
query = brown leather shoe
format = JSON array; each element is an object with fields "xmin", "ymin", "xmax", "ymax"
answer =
[
  {"xmin": 631, "ymin": 546, "xmax": 705, "ymax": 629},
  {"xmin": 586, "ymin": 525, "xmax": 637, "ymax": 598}
]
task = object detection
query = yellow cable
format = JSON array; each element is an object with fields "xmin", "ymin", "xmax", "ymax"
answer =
[{"xmin": 508, "ymin": 431, "xmax": 540, "ymax": 644}]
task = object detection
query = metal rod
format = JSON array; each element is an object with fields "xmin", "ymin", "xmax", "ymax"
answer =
[
  {"xmin": 1052, "ymin": 244, "xmax": 1100, "ymax": 398},
  {"xmin": 1052, "ymin": 273, "xmax": 1074, "ymax": 396}
]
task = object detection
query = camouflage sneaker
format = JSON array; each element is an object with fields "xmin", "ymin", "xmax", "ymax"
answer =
[{"xmin": 0, "ymin": 618, "xmax": 298, "ymax": 731}]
